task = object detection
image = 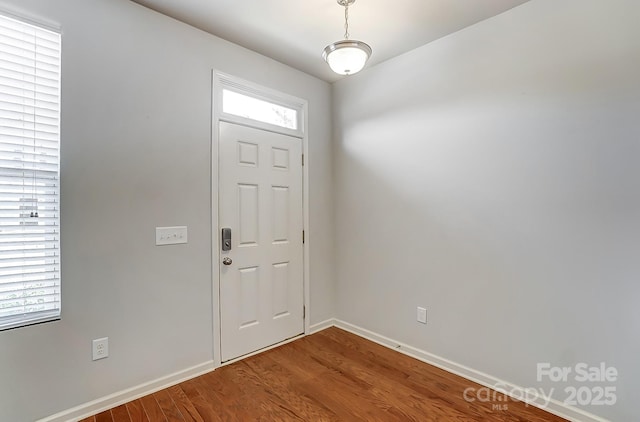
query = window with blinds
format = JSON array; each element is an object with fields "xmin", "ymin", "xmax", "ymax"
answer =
[{"xmin": 0, "ymin": 14, "xmax": 61, "ymax": 331}]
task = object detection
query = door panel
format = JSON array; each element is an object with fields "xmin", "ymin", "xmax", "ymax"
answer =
[{"xmin": 219, "ymin": 121, "xmax": 303, "ymax": 362}]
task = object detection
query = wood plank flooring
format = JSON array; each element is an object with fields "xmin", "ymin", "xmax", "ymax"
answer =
[{"xmin": 80, "ymin": 327, "xmax": 566, "ymax": 421}]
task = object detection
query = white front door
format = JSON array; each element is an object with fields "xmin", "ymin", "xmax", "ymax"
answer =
[{"xmin": 219, "ymin": 121, "xmax": 304, "ymax": 362}]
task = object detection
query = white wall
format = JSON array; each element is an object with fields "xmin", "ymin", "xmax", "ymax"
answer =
[
  {"xmin": 333, "ymin": 1, "xmax": 639, "ymax": 421},
  {"xmin": 0, "ymin": 0, "xmax": 333, "ymax": 420}
]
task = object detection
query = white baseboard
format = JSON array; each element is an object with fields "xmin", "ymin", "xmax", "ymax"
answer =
[
  {"xmin": 37, "ymin": 361, "xmax": 216, "ymax": 422},
  {"xmin": 309, "ymin": 318, "xmax": 336, "ymax": 334},
  {"xmin": 330, "ymin": 319, "xmax": 608, "ymax": 422}
]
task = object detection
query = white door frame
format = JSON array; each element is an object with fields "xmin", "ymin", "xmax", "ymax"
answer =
[{"xmin": 211, "ymin": 71, "xmax": 310, "ymax": 367}]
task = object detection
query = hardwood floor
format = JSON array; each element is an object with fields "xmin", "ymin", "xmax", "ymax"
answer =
[{"xmin": 80, "ymin": 327, "xmax": 566, "ymax": 421}]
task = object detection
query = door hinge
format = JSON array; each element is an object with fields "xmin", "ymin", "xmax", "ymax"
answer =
[
  {"xmin": 302, "ymin": 230, "xmax": 305, "ymax": 244},
  {"xmin": 303, "ymin": 306, "xmax": 306, "ymax": 319},
  {"xmin": 302, "ymin": 154, "xmax": 304, "ymax": 166}
]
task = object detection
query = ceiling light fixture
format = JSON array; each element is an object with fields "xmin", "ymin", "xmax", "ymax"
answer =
[{"xmin": 323, "ymin": 0, "xmax": 372, "ymax": 76}]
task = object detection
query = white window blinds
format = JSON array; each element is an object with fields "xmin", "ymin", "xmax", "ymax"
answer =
[{"xmin": 0, "ymin": 14, "xmax": 61, "ymax": 330}]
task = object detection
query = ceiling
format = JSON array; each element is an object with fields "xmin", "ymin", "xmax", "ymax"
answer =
[{"xmin": 131, "ymin": 0, "xmax": 529, "ymax": 82}]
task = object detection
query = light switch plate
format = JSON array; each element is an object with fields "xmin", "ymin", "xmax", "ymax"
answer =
[
  {"xmin": 417, "ymin": 307, "xmax": 427, "ymax": 324},
  {"xmin": 156, "ymin": 226, "xmax": 188, "ymax": 246}
]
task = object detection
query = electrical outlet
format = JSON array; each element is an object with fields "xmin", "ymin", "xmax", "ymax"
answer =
[
  {"xmin": 92, "ymin": 337, "xmax": 109, "ymax": 361},
  {"xmin": 417, "ymin": 307, "xmax": 427, "ymax": 324}
]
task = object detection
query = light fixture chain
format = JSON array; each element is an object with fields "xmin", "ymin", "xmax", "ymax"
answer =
[{"xmin": 344, "ymin": 3, "xmax": 350, "ymax": 39}]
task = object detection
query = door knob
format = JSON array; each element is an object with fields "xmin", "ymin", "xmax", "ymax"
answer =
[{"xmin": 222, "ymin": 257, "xmax": 233, "ymax": 266}]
